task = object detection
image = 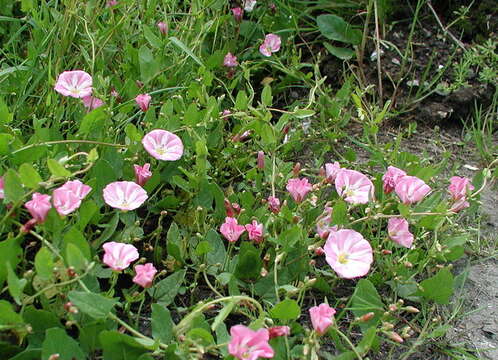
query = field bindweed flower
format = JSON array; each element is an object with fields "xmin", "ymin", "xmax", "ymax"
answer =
[
  {"xmin": 0, "ymin": 176, "xmax": 4, "ymax": 199},
  {"xmin": 267, "ymin": 196, "xmax": 280, "ymax": 214},
  {"xmin": 157, "ymin": 21, "xmax": 168, "ymax": 35},
  {"xmin": 102, "ymin": 242, "xmax": 139, "ymax": 271},
  {"xmin": 135, "ymin": 93, "xmax": 151, "ymax": 112},
  {"xmin": 133, "ymin": 263, "xmax": 157, "ymax": 288},
  {"xmin": 394, "ymin": 176, "xmax": 431, "ymax": 204},
  {"xmin": 52, "ymin": 188, "xmax": 82, "ymax": 216},
  {"xmin": 245, "ymin": 220, "xmax": 264, "ymax": 243},
  {"xmin": 324, "ymin": 229, "xmax": 373, "ymax": 279},
  {"xmin": 220, "ymin": 217, "xmax": 245, "ymax": 242},
  {"xmin": 25, "ymin": 193, "xmax": 52, "ymax": 223},
  {"xmin": 81, "ymin": 95, "xmax": 104, "ymax": 111},
  {"xmin": 324, "ymin": 162, "xmax": 341, "ymax": 183},
  {"xmin": 134, "ymin": 163, "xmax": 152, "ymax": 186},
  {"xmin": 103, "ymin": 181, "xmax": 148, "ymax": 211},
  {"xmin": 142, "ymin": 129, "xmax": 184, "ymax": 161},
  {"xmin": 54, "ymin": 70, "xmax": 93, "ymax": 98},
  {"xmin": 243, "ymin": 0, "xmax": 257, "ymax": 12},
  {"xmin": 448, "ymin": 176, "xmax": 474, "ymax": 200},
  {"xmin": 228, "ymin": 325, "xmax": 274, "ymax": 360},
  {"xmin": 388, "ymin": 218, "xmax": 414, "ymax": 248},
  {"xmin": 309, "ymin": 303, "xmax": 336, "ymax": 335},
  {"xmin": 286, "ymin": 177, "xmax": 312, "ymax": 203},
  {"xmin": 335, "ymin": 169, "xmax": 374, "ymax": 204},
  {"xmin": 450, "ymin": 198, "xmax": 471, "ymax": 213},
  {"xmin": 268, "ymin": 326, "xmax": 290, "ymax": 339},
  {"xmin": 107, "ymin": 0, "xmax": 118, "ymax": 7},
  {"xmin": 232, "ymin": 7, "xmax": 243, "ymax": 22},
  {"xmin": 316, "ymin": 206, "xmax": 337, "ymax": 240},
  {"xmin": 60, "ymin": 180, "xmax": 92, "ymax": 200},
  {"xmin": 259, "ymin": 34, "xmax": 281, "ymax": 57},
  {"xmin": 223, "ymin": 52, "xmax": 238, "ymax": 67},
  {"xmin": 382, "ymin": 166, "xmax": 407, "ymax": 194}
]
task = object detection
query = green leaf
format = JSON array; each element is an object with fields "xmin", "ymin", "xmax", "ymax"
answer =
[
  {"xmin": 68, "ymin": 291, "xmax": 118, "ymax": 319},
  {"xmin": 206, "ymin": 229, "xmax": 226, "ymax": 271},
  {"xmin": 323, "ymin": 43, "xmax": 355, "ymax": 60},
  {"xmin": 18, "ymin": 163, "xmax": 42, "ymax": 189},
  {"xmin": 4, "ymin": 169, "xmax": 25, "ymax": 203},
  {"xmin": 0, "ymin": 133, "xmax": 13, "ymax": 155},
  {"xmin": 418, "ymin": 268, "xmax": 454, "ymax": 304},
  {"xmin": 234, "ymin": 242, "xmax": 262, "ymax": 280},
  {"xmin": 211, "ymin": 301, "xmax": 235, "ymax": 331},
  {"xmin": 187, "ymin": 328, "xmax": 215, "ymax": 347},
  {"xmin": 293, "ymin": 109, "xmax": 315, "ymax": 118},
  {"xmin": 169, "ymin": 37, "xmax": 204, "ymax": 67},
  {"xmin": 151, "ymin": 304, "xmax": 174, "ymax": 344},
  {"xmin": 0, "ymin": 97, "xmax": 13, "ymax": 124},
  {"xmin": 235, "ymin": 90, "xmax": 248, "ymax": 111},
  {"xmin": 355, "ymin": 327, "xmax": 377, "ymax": 355},
  {"xmin": 47, "ymin": 159, "xmax": 71, "ymax": 177},
  {"xmin": 7, "ymin": 263, "xmax": 26, "ymax": 305},
  {"xmin": 195, "ymin": 240, "xmax": 212, "ymax": 257},
  {"xmin": 41, "ymin": 328, "xmax": 85, "ymax": 360},
  {"xmin": 65, "ymin": 243, "xmax": 87, "ymax": 271},
  {"xmin": 94, "ymin": 212, "xmax": 119, "ymax": 247},
  {"xmin": 99, "ymin": 330, "xmax": 149, "ymax": 360},
  {"xmin": 34, "ymin": 247, "xmax": 53, "ymax": 280},
  {"xmin": 167, "ymin": 222, "xmax": 183, "ymax": 263},
  {"xmin": 23, "ymin": 307, "xmax": 62, "ymax": 347},
  {"xmin": 149, "ymin": 269, "xmax": 186, "ymax": 306},
  {"xmin": 426, "ymin": 324, "xmax": 451, "ymax": 339},
  {"xmin": 261, "ymin": 85, "xmax": 272, "ymax": 107},
  {"xmin": 143, "ymin": 25, "xmax": 162, "ymax": 49},
  {"xmin": 0, "ymin": 300, "xmax": 23, "ymax": 325},
  {"xmin": 63, "ymin": 227, "xmax": 91, "ymax": 260},
  {"xmin": 351, "ymin": 279, "xmax": 384, "ymax": 331},
  {"xmin": 0, "ymin": 237, "xmax": 22, "ymax": 286},
  {"xmin": 269, "ymin": 299, "xmax": 301, "ymax": 321},
  {"xmin": 332, "ymin": 199, "xmax": 348, "ymax": 225},
  {"xmin": 317, "ymin": 14, "xmax": 362, "ymax": 45},
  {"xmin": 139, "ymin": 45, "xmax": 159, "ymax": 83}
]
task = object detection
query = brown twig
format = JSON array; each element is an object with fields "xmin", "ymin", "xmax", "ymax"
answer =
[{"xmin": 426, "ymin": 1, "xmax": 466, "ymax": 50}]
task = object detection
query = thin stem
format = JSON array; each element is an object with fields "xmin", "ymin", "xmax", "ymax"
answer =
[
  {"xmin": 374, "ymin": 0, "xmax": 383, "ymax": 106},
  {"xmin": 349, "ymin": 211, "xmax": 454, "ymax": 226},
  {"xmin": 334, "ymin": 327, "xmax": 363, "ymax": 360},
  {"xmin": 203, "ymin": 269, "xmax": 224, "ymax": 298},
  {"xmin": 10, "ymin": 139, "xmax": 127, "ymax": 155}
]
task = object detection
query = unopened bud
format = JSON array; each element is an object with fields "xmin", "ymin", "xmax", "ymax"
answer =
[
  {"xmin": 404, "ymin": 306, "xmax": 420, "ymax": 313},
  {"xmin": 308, "ymin": 259, "xmax": 316, "ymax": 266},
  {"xmin": 48, "ymin": 354, "xmax": 60, "ymax": 360},
  {"xmin": 67, "ymin": 267, "xmax": 77, "ymax": 277},
  {"xmin": 387, "ymin": 331, "xmax": 404, "ymax": 343},
  {"xmin": 389, "ymin": 304, "xmax": 397, "ymax": 312},
  {"xmin": 382, "ymin": 322, "xmax": 394, "ymax": 330},
  {"xmin": 257, "ymin": 151, "xmax": 265, "ymax": 170},
  {"xmin": 292, "ymin": 162, "xmax": 301, "ymax": 176},
  {"xmin": 404, "ymin": 261, "xmax": 413, "ymax": 268},
  {"xmin": 260, "ymin": 268, "xmax": 268, "ymax": 277},
  {"xmin": 381, "ymin": 249, "xmax": 392, "ymax": 255},
  {"xmin": 359, "ymin": 312, "xmax": 375, "ymax": 322},
  {"xmin": 292, "ymin": 215, "xmax": 300, "ymax": 223},
  {"xmin": 314, "ymin": 247, "xmax": 325, "ymax": 256}
]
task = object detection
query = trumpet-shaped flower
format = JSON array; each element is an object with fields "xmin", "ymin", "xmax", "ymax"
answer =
[
  {"xmin": 382, "ymin": 166, "xmax": 407, "ymax": 194},
  {"xmin": 394, "ymin": 176, "xmax": 431, "ymax": 204},
  {"xmin": 157, "ymin": 21, "xmax": 168, "ymax": 35},
  {"xmin": 387, "ymin": 218, "xmax": 414, "ymax": 248},
  {"xmin": 59, "ymin": 180, "xmax": 92, "ymax": 200},
  {"xmin": 135, "ymin": 93, "xmax": 151, "ymax": 112},
  {"xmin": 324, "ymin": 162, "xmax": 341, "ymax": 183},
  {"xmin": 220, "ymin": 217, "xmax": 245, "ymax": 242},
  {"xmin": 324, "ymin": 229, "xmax": 373, "ymax": 279},
  {"xmin": 223, "ymin": 52, "xmax": 238, "ymax": 67},
  {"xmin": 316, "ymin": 206, "xmax": 337, "ymax": 239},
  {"xmin": 448, "ymin": 176, "xmax": 474, "ymax": 200},
  {"xmin": 52, "ymin": 188, "xmax": 82, "ymax": 216},
  {"xmin": 268, "ymin": 326, "xmax": 290, "ymax": 339},
  {"xmin": 267, "ymin": 196, "xmax": 280, "ymax": 214},
  {"xmin": 335, "ymin": 169, "xmax": 374, "ymax": 204},
  {"xmin": 309, "ymin": 303, "xmax": 336, "ymax": 335},
  {"xmin": 103, "ymin": 181, "xmax": 148, "ymax": 211},
  {"xmin": 245, "ymin": 220, "xmax": 263, "ymax": 243},
  {"xmin": 25, "ymin": 193, "xmax": 52, "ymax": 223},
  {"xmin": 82, "ymin": 95, "xmax": 104, "ymax": 111},
  {"xmin": 102, "ymin": 242, "xmax": 139, "ymax": 271},
  {"xmin": 286, "ymin": 177, "xmax": 312, "ymax": 203},
  {"xmin": 259, "ymin": 34, "xmax": 281, "ymax": 57},
  {"xmin": 133, "ymin": 263, "xmax": 157, "ymax": 288},
  {"xmin": 54, "ymin": 70, "xmax": 93, "ymax": 98},
  {"xmin": 142, "ymin": 129, "xmax": 184, "ymax": 161},
  {"xmin": 228, "ymin": 325, "xmax": 274, "ymax": 360},
  {"xmin": 134, "ymin": 163, "xmax": 152, "ymax": 186}
]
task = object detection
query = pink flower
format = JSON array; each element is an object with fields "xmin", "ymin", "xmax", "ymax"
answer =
[
  {"xmin": 394, "ymin": 176, "xmax": 431, "ymax": 204},
  {"xmin": 257, "ymin": 151, "xmax": 265, "ymax": 170},
  {"xmin": 268, "ymin": 326, "xmax": 290, "ymax": 339},
  {"xmin": 135, "ymin": 93, "xmax": 151, "ymax": 112},
  {"xmin": 259, "ymin": 34, "xmax": 281, "ymax": 57},
  {"xmin": 59, "ymin": 180, "xmax": 92, "ymax": 200},
  {"xmin": 387, "ymin": 218, "xmax": 414, "ymax": 248},
  {"xmin": 223, "ymin": 52, "xmax": 238, "ymax": 68},
  {"xmin": 243, "ymin": 0, "xmax": 257, "ymax": 12},
  {"xmin": 324, "ymin": 162, "xmax": 341, "ymax": 183},
  {"xmin": 323, "ymin": 229, "xmax": 373, "ymax": 279},
  {"xmin": 220, "ymin": 217, "xmax": 246, "ymax": 242},
  {"xmin": 335, "ymin": 169, "xmax": 374, "ymax": 204},
  {"xmin": 107, "ymin": 0, "xmax": 118, "ymax": 7},
  {"xmin": 450, "ymin": 197, "xmax": 470, "ymax": 213},
  {"xmin": 448, "ymin": 176, "xmax": 474, "ymax": 200},
  {"xmin": 232, "ymin": 7, "xmax": 243, "ymax": 22},
  {"xmin": 222, "ymin": 109, "xmax": 232, "ymax": 117},
  {"xmin": 134, "ymin": 163, "xmax": 152, "ymax": 186},
  {"xmin": 309, "ymin": 303, "xmax": 336, "ymax": 335},
  {"xmin": 0, "ymin": 176, "xmax": 4, "ymax": 199},
  {"xmin": 286, "ymin": 177, "xmax": 312, "ymax": 203},
  {"xmin": 382, "ymin": 166, "xmax": 407, "ymax": 194},
  {"xmin": 102, "ymin": 242, "xmax": 139, "ymax": 271},
  {"xmin": 24, "ymin": 193, "xmax": 52, "ymax": 223},
  {"xmin": 316, "ymin": 206, "xmax": 337, "ymax": 240},
  {"xmin": 228, "ymin": 325, "xmax": 274, "ymax": 360},
  {"xmin": 245, "ymin": 220, "xmax": 263, "ymax": 243},
  {"xmin": 103, "ymin": 181, "xmax": 148, "ymax": 211},
  {"xmin": 267, "ymin": 196, "xmax": 280, "ymax": 214},
  {"xmin": 52, "ymin": 188, "xmax": 82, "ymax": 216},
  {"xmin": 157, "ymin": 21, "xmax": 168, "ymax": 35},
  {"xmin": 133, "ymin": 263, "xmax": 157, "ymax": 288},
  {"xmin": 142, "ymin": 129, "xmax": 184, "ymax": 161},
  {"xmin": 54, "ymin": 70, "xmax": 93, "ymax": 98},
  {"xmin": 81, "ymin": 95, "xmax": 104, "ymax": 111}
]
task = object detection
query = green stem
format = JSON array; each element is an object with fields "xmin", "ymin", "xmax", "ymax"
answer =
[
  {"xmin": 334, "ymin": 327, "xmax": 363, "ymax": 360},
  {"xmin": 10, "ymin": 139, "xmax": 127, "ymax": 155}
]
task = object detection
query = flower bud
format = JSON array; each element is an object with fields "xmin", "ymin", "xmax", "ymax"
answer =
[
  {"xmin": 387, "ymin": 331, "xmax": 404, "ymax": 343},
  {"xmin": 48, "ymin": 354, "xmax": 60, "ymax": 360},
  {"xmin": 314, "ymin": 247, "xmax": 325, "ymax": 256},
  {"xmin": 257, "ymin": 151, "xmax": 265, "ymax": 170},
  {"xmin": 292, "ymin": 162, "xmax": 301, "ymax": 177},
  {"xmin": 359, "ymin": 312, "xmax": 375, "ymax": 322},
  {"xmin": 404, "ymin": 306, "xmax": 420, "ymax": 313},
  {"xmin": 381, "ymin": 249, "xmax": 392, "ymax": 255}
]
